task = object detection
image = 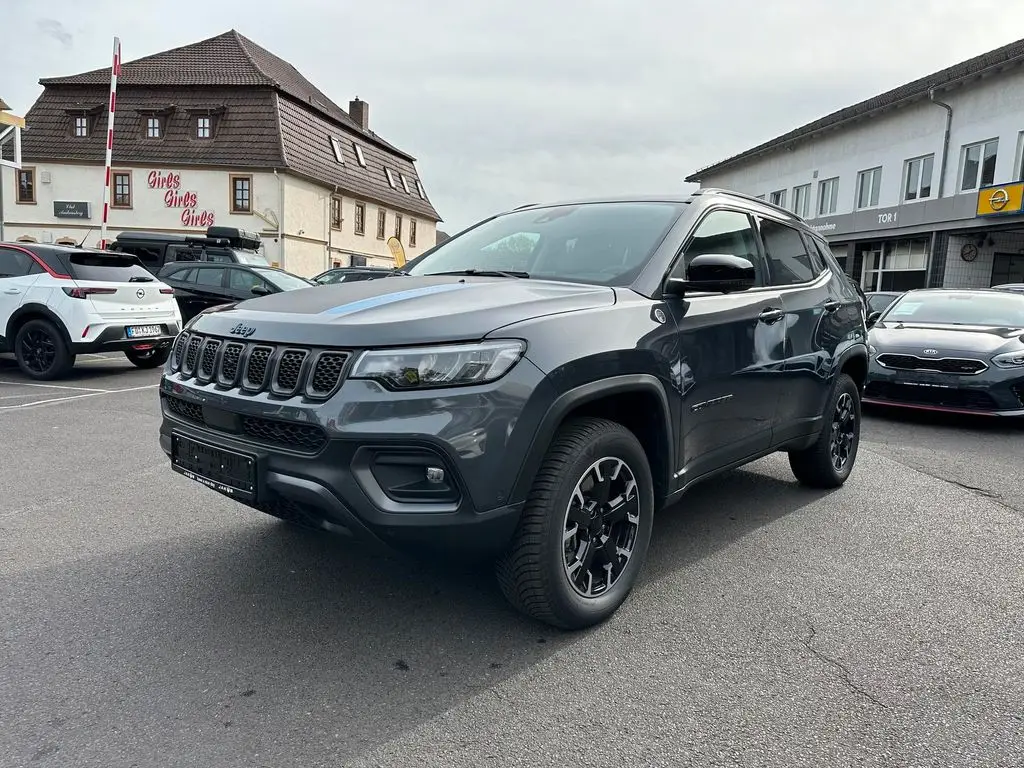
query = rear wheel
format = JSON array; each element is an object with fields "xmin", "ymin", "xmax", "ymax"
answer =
[
  {"xmin": 788, "ymin": 373, "xmax": 861, "ymax": 488},
  {"xmin": 125, "ymin": 346, "xmax": 170, "ymax": 369},
  {"xmin": 14, "ymin": 319, "xmax": 75, "ymax": 380},
  {"xmin": 495, "ymin": 417, "xmax": 654, "ymax": 630}
]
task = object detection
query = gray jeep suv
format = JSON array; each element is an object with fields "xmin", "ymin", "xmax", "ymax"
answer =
[{"xmin": 159, "ymin": 189, "xmax": 869, "ymax": 629}]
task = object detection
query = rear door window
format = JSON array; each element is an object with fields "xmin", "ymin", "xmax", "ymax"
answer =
[
  {"xmin": 62, "ymin": 252, "xmax": 155, "ymax": 283},
  {"xmin": 758, "ymin": 219, "xmax": 822, "ymax": 286},
  {"xmin": 0, "ymin": 247, "xmax": 34, "ymax": 278},
  {"xmin": 194, "ymin": 267, "xmax": 226, "ymax": 287}
]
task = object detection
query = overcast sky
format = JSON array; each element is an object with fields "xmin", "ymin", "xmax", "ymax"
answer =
[{"xmin": 3, "ymin": 0, "xmax": 1023, "ymax": 232}]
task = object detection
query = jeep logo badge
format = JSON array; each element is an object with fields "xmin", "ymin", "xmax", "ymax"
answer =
[{"xmin": 230, "ymin": 323, "xmax": 256, "ymax": 338}]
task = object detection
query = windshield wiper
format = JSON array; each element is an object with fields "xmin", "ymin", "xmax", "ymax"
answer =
[{"xmin": 426, "ymin": 269, "xmax": 530, "ymax": 279}]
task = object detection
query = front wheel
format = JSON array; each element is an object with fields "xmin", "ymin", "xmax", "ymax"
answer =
[
  {"xmin": 125, "ymin": 346, "xmax": 170, "ymax": 369},
  {"xmin": 495, "ymin": 417, "xmax": 655, "ymax": 630},
  {"xmin": 14, "ymin": 319, "xmax": 75, "ymax": 380},
  {"xmin": 788, "ymin": 372, "xmax": 861, "ymax": 488}
]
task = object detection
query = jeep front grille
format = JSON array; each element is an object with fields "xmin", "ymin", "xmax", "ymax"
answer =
[{"xmin": 168, "ymin": 332, "xmax": 351, "ymax": 399}]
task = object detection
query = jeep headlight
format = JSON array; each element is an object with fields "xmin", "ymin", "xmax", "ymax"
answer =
[
  {"xmin": 992, "ymin": 350, "xmax": 1024, "ymax": 369},
  {"xmin": 351, "ymin": 340, "xmax": 526, "ymax": 390}
]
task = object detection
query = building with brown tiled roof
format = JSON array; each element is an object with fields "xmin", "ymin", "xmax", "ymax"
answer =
[{"xmin": 0, "ymin": 30, "xmax": 442, "ymax": 274}]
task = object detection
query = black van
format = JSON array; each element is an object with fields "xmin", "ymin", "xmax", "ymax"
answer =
[{"xmin": 108, "ymin": 226, "xmax": 270, "ymax": 274}]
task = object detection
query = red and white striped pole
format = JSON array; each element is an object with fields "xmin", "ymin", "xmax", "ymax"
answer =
[{"xmin": 98, "ymin": 36, "xmax": 121, "ymax": 250}]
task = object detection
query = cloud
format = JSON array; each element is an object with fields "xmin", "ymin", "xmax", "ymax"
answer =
[
  {"xmin": 3, "ymin": 0, "xmax": 1024, "ymax": 230},
  {"xmin": 36, "ymin": 19, "xmax": 73, "ymax": 49}
]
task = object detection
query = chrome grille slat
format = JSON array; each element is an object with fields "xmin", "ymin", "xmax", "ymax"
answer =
[{"xmin": 170, "ymin": 332, "xmax": 350, "ymax": 399}]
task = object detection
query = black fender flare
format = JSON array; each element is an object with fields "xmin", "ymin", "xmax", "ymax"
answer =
[
  {"xmin": 834, "ymin": 341, "xmax": 869, "ymax": 389},
  {"xmin": 509, "ymin": 373, "xmax": 675, "ymax": 504},
  {"xmin": 7, "ymin": 303, "xmax": 73, "ymax": 350}
]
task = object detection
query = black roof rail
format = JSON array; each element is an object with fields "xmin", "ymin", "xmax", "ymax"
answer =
[{"xmin": 690, "ymin": 187, "xmax": 801, "ymax": 221}]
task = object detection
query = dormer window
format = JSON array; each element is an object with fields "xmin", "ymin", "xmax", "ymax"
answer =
[
  {"xmin": 399, "ymin": 173, "xmax": 411, "ymax": 194},
  {"xmin": 415, "ymin": 179, "xmax": 426, "ymax": 199},
  {"xmin": 329, "ymin": 136, "xmax": 345, "ymax": 164},
  {"xmin": 384, "ymin": 167, "xmax": 396, "ymax": 188},
  {"xmin": 353, "ymin": 143, "xmax": 366, "ymax": 167},
  {"xmin": 197, "ymin": 117, "xmax": 212, "ymax": 139},
  {"xmin": 146, "ymin": 117, "xmax": 162, "ymax": 139},
  {"xmin": 74, "ymin": 116, "xmax": 89, "ymax": 137}
]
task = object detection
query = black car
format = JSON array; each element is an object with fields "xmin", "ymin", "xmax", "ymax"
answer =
[
  {"xmin": 158, "ymin": 188, "xmax": 868, "ymax": 629},
  {"xmin": 312, "ymin": 266, "xmax": 392, "ymax": 285},
  {"xmin": 157, "ymin": 262, "xmax": 313, "ymax": 323},
  {"xmin": 993, "ymin": 283, "xmax": 1024, "ymax": 295},
  {"xmin": 865, "ymin": 290, "xmax": 902, "ymax": 316},
  {"xmin": 864, "ymin": 288, "xmax": 1024, "ymax": 416},
  {"xmin": 109, "ymin": 226, "xmax": 270, "ymax": 274}
]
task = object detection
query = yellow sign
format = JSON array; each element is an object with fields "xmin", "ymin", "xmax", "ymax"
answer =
[
  {"xmin": 387, "ymin": 236, "xmax": 406, "ymax": 267},
  {"xmin": 977, "ymin": 183, "xmax": 1024, "ymax": 216}
]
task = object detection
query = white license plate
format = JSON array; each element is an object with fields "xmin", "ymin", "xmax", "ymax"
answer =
[{"xmin": 126, "ymin": 325, "xmax": 161, "ymax": 338}]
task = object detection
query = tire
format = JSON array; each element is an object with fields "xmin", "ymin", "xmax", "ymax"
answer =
[
  {"xmin": 788, "ymin": 372, "xmax": 861, "ymax": 488},
  {"xmin": 14, "ymin": 319, "xmax": 75, "ymax": 381},
  {"xmin": 125, "ymin": 347, "xmax": 170, "ymax": 369},
  {"xmin": 495, "ymin": 417, "xmax": 655, "ymax": 630}
]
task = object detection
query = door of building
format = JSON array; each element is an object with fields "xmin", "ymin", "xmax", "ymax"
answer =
[{"xmin": 991, "ymin": 252, "xmax": 1024, "ymax": 285}]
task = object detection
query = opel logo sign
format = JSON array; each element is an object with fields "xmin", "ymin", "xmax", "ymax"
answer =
[
  {"xmin": 136, "ymin": 288, "xmax": 145, "ymax": 299},
  {"xmin": 922, "ymin": 348, "xmax": 939, "ymax": 355},
  {"xmin": 989, "ymin": 188, "xmax": 1010, "ymax": 211}
]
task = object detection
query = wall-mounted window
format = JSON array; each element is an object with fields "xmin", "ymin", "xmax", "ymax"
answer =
[
  {"xmin": 903, "ymin": 155, "xmax": 934, "ymax": 201},
  {"xmin": 769, "ymin": 189, "xmax": 786, "ymax": 207},
  {"xmin": 1014, "ymin": 131, "xmax": 1024, "ymax": 182},
  {"xmin": 197, "ymin": 117, "xmax": 212, "ymax": 139},
  {"xmin": 74, "ymin": 116, "xmax": 89, "ymax": 137},
  {"xmin": 395, "ymin": 213, "xmax": 403, "ymax": 239},
  {"xmin": 16, "ymin": 167, "xmax": 35, "ymax": 204},
  {"xmin": 410, "ymin": 219, "xmax": 417, "ymax": 247},
  {"xmin": 230, "ymin": 174, "xmax": 252, "ymax": 214},
  {"xmin": 146, "ymin": 117, "xmax": 162, "ymax": 139},
  {"xmin": 960, "ymin": 139, "xmax": 998, "ymax": 192},
  {"xmin": 329, "ymin": 136, "xmax": 345, "ymax": 164},
  {"xmin": 384, "ymin": 168, "xmax": 396, "ymax": 189},
  {"xmin": 351, "ymin": 254, "xmax": 367, "ymax": 267},
  {"xmin": 376, "ymin": 208, "xmax": 386, "ymax": 239},
  {"xmin": 861, "ymin": 238, "xmax": 929, "ymax": 292},
  {"xmin": 855, "ymin": 167, "xmax": 882, "ymax": 209},
  {"xmin": 112, "ymin": 171, "xmax": 132, "ymax": 208},
  {"xmin": 354, "ymin": 202, "xmax": 366, "ymax": 235},
  {"xmin": 791, "ymin": 184, "xmax": 810, "ymax": 218},
  {"xmin": 330, "ymin": 195, "xmax": 342, "ymax": 230},
  {"xmin": 353, "ymin": 143, "xmax": 366, "ymax": 167},
  {"xmin": 817, "ymin": 177, "xmax": 839, "ymax": 216}
]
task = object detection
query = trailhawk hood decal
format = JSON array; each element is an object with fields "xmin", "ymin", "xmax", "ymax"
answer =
[{"xmin": 191, "ymin": 275, "xmax": 616, "ymax": 346}]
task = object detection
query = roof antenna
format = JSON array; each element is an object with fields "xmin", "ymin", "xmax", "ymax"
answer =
[{"xmin": 78, "ymin": 226, "xmax": 96, "ymax": 248}]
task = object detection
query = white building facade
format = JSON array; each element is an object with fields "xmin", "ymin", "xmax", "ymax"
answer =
[
  {"xmin": 686, "ymin": 37, "xmax": 1024, "ymax": 293},
  {"xmin": 0, "ymin": 30, "xmax": 441, "ymax": 277}
]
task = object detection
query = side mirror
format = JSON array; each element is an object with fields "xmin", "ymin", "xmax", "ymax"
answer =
[
  {"xmin": 251, "ymin": 284, "xmax": 272, "ymax": 296},
  {"xmin": 866, "ymin": 311, "xmax": 882, "ymax": 328},
  {"xmin": 666, "ymin": 254, "xmax": 756, "ymax": 296}
]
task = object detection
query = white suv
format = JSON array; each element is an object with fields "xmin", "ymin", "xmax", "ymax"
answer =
[{"xmin": 0, "ymin": 242, "xmax": 183, "ymax": 380}]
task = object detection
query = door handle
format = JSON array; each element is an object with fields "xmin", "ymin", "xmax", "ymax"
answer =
[
  {"xmin": 823, "ymin": 300, "xmax": 841, "ymax": 313},
  {"xmin": 3, "ymin": 288, "xmax": 21, "ymax": 295},
  {"xmin": 758, "ymin": 308, "xmax": 785, "ymax": 324}
]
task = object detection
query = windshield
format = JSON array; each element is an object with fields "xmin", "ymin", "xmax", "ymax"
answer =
[
  {"xmin": 405, "ymin": 202, "xmax": 685, "ymax": 286},
  {"xmin": 884, "ymin": 291, "xmax": 1024, "ymax": 327},
  {"xmin": 255, "ymin": 268, "xmax": 312, "ymax": 291},
  {"xmin": 233, "ymin": 250, "xmax": 271, "ymax": 266}
]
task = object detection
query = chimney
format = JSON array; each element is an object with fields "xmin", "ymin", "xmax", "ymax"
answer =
[{"xmin": 349, "ymin": 97, "xmax": 368, "ymax": 131}]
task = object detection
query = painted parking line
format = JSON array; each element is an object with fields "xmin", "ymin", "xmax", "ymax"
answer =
[
  {"xmin": 0, "ymin": 379, "xmax": 106, "ymax": 392},
  {"xmin": 0, "ymin": 384, "xmax": 157, "ymax": 411}
]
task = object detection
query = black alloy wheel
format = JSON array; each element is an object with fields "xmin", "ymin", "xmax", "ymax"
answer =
[
  {"xmin": 788, "ymin": 372, "xmax": 861, "ymax": 488},
  {"xmin": 14, "ymin": 319, "xmax": 74, "ymax": 381}
]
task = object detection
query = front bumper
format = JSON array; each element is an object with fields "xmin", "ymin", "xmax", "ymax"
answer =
[
  {"xmin": 157, "ymin": 354, "xmax": 553, "ymax": 558},
  {"xmin": 864, "ymin": 357, "xmax": 1024, "ymax": 417}
]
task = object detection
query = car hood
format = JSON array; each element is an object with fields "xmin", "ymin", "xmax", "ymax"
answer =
[
  {"xmin": 187, "ymin": 275, "xmax": 616, "ymax": 346},
  {"xmin": 870, "ymin": 321, "xmax": 1024, "ymax": 357}
]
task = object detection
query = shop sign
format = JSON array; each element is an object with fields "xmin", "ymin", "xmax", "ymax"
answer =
[
  {"xmin": 53, "ymin": 201, "xmax": 91, "ymax": 219},
  {"xmin": 976, "ymin": 182, "xmax": 1024, "ymax": 217},
  {"xmin": 147, "ymin": 170, "xmax": 216, "ymax": 227}
]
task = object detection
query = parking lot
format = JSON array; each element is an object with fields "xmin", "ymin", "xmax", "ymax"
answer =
[{"xmin": 2, "ymin": 360, "xmax": 1023, "ymax": 768}]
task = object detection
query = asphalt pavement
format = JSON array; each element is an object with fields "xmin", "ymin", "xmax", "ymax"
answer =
[{"xmin": 1, "ymin": 357, "xmax": 1022, "ymax": 768}]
